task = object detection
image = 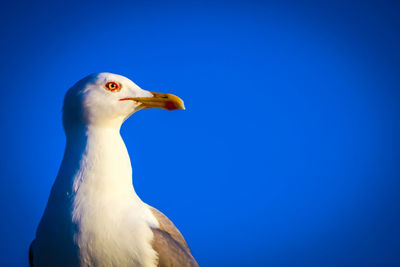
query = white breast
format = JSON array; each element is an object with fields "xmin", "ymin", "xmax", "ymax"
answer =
[
  {"xmin": 73, "ymin": 191, "xmax": 158, "ymax": 267},
  {"xmin": 34, "ymin": 127, "xmax": 160, "ymax": 267}
]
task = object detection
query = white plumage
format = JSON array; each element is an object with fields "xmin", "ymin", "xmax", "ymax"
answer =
[{"xmin": 31, "ymin": 73, "xmax": 197, "ymax": 267}]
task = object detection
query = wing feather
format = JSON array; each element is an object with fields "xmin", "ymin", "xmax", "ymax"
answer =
[{"xmin": 148, "ymin": 205, "xmax": 198, "ymax": 267}]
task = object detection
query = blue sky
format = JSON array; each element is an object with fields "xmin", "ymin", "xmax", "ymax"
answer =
[{"xmin": 1, "ymin": 0, "xmax": 400, "ymax": 266}]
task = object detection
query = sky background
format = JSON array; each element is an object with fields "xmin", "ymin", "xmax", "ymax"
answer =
[{"xmin": 1, "ymin": 0, "xmax": 400, "ymax": 266}]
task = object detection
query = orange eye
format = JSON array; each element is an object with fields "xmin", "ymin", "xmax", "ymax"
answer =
[{"xmin": 105, "ymin": 82, "xmax": 120, "ymax": 92}]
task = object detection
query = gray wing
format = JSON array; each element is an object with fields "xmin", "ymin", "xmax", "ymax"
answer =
[{"xmin": 148, "ymin": 206, "xmax": 199, "ymax": 267}]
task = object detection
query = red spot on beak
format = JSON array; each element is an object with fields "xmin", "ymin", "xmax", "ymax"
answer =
[{"xmin": 165, "ymin": 101, "xmax": 178, "ymax": 111}]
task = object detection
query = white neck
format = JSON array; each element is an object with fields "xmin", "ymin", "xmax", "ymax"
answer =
[
  {"xmin": 35, "ymin": 123, "xmax": 159, "ymax": 267},
  {"xmin": 70, "ymin": 125, "xmax": 135, "ymax": 197}
]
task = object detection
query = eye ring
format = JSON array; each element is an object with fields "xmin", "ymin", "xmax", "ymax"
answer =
[{"xmin": 105, "ymin": 82, "xmax": 120, "ymax": 92}]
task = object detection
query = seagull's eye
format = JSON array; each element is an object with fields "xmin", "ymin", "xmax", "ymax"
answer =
[{"xmin": 105, "ymin": 82, "xmax": 120, "ymax": 92}]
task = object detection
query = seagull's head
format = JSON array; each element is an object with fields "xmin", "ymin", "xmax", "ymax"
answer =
[{"xmin": 62, "ymin": 72, "xmax": 185, "ymax": 130}]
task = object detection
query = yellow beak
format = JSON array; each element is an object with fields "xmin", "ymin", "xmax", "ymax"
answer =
[{"xmin": 119, "ymin": 92, "xmax": 185, "ymax": 111}]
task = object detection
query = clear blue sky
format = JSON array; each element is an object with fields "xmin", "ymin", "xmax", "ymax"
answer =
[{"xmin": 1, "ymin": 0, "xmax": 400, "ymax": 266}]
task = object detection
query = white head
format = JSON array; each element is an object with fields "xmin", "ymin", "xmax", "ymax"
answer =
[{"xmin": 63, "ymin": 73, "xmax": 184, "ymax": 130}]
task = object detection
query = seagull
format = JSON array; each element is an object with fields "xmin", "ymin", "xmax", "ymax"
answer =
[{"xmin": 30, "ymin": 73, "xmax": 198, "ymax": 267}]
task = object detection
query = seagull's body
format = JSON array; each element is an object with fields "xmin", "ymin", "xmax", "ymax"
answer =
[{"xmin": 30, "ymin": 73, "xmax": 198, "ymax": 267}]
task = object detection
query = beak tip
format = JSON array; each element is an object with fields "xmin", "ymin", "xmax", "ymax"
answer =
[{"xmin": 165, "ymin": 100, "xmax": 185, "ymax": 111}]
